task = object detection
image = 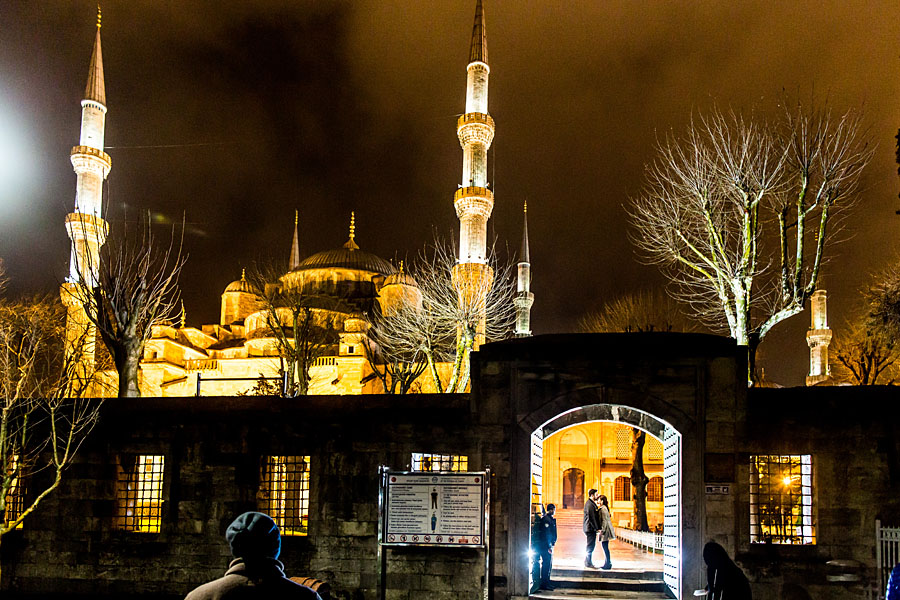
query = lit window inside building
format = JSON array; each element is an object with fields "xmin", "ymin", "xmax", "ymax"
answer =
[
  {"xmin": 3, "ymin": 455, "xmax": 25, "ymax": 529},
  {"xmin": 647, "ymin": 476, "xmax": 663, "ymax": 502},
  {"xmin": 116, "ymin": 454, "xmax": 165, "ymax": 533},
  {"xmin": 259, "ymin": 456, "xmax": 310, "ymax": 536},
  {"xmin": 750, "ymin": 454, "xmax": 815, "ymax": 544},
  {"xmin": 411, "ymin": 453, "xmax": 468, "ymax": 472},
  {"xmin": 616, "ymin": 426, "xmax": 632, "ymax": 459},
  {"xmin": 614, "ymin": 475, "xmax": 632, "ymax": 502}
]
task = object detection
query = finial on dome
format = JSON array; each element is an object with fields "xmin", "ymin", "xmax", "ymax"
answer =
[
  {"xmin": 399, "ymin": 260, "xmax": 405, "ymax": 274},
  {"xmin": 97, "ymin": 4, "xmax": 102, "ymax": 29},
  {"xmin": 343, "ymin": 211, "xmax": 360, "ymax": 250},
  {"xmin": 180, "ymin": 300, "xmax": 186, "ymax": 328},
  {"xmin": 241, "ymin": 268, "xmax": 246, "ymax": 280}
]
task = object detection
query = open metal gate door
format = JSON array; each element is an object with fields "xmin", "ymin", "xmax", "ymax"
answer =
[
  {"xmin": 530, "ymin": 431, "xmax": 543, "ymax": 512},
  {"xmin": 662, "ymin": 424, "xmax": 681, "ymax": 598}
]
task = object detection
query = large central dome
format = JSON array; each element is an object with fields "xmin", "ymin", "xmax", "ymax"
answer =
[{"xmin": 292, "ymin": 246, "xmax": 395, "ymax": 276}]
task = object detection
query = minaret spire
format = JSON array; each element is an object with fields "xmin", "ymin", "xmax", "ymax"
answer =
[
  {"xmin": 514, "ymin": 202, "xmax": 534, "ymax": 337},
  {"xmin": 289, "ymin": 210, "xmax": 300, "ymax": 270},
  {"xmin": 61, "ymin": 11, "xmax": 113, "ymax": 392},
  {"xmin": 452, "ymin": 0, "xmax": 496, "ymax": 348}
]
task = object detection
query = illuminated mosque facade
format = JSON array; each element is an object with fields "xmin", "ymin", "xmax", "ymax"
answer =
[{"xmin": 61, "ymin": 1, "xmax": 534, "ymax": 398}]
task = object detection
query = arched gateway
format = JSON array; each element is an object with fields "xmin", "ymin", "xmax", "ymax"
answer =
[{"xmin": 475, "ymin": 333, "xmax": 743, "ymax": 600}]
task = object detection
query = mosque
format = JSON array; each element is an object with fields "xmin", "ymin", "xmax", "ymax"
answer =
[{"xmin": 61, "ymin": 1, "xmax": 535, "ymax": 398}]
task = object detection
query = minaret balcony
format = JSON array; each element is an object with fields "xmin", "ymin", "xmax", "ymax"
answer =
[
  {"xmin": 70, "ymin": 145, "xmax": 112, "ymax": 175},
  {"xmin": 457, "ymin": 112, "xmax": 495, "ymax": 146},
  {"xmin": 65, "ymin": 212, "xmax": 109, "ymax": 244},
  {"xmin": 806, "ymin": 329, "xmax": 832, "ymax": 345},
  {"xmin": 454, "ymin": 186, "xmax": 494, "ymax": 220}
]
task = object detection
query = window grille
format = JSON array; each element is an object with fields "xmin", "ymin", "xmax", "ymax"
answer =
[
  {"xmin": 411, "ymin": 453, "xmax": 468, "ymax": 472},
  {"xmin": 259, "ymin": 456, "xmax": 310, "ymax": 536},
  {"xmin": 3, "ymin": 455, "xmax": 25, "ymax": 529},
  {"xmin": 116, "ymin": 454, "xmax": 164, "ymax": 533},
  {"xmin": 750, "ymin": 455, "xmax": 815, "ymax": 545},
  {"xmin": 647, "ymin": 476, "xmax": 663, "ymax": 502},
  {"xmin": 614, "ymin": 475, "xmax": 632, "ymax": 502},
  {"xmin": 644, "ymin": 437, "xmax": 664, "ymax": 461},
  {"xmin": 616, "ymin": 427, "xmax": 632, "ymax": 460}
]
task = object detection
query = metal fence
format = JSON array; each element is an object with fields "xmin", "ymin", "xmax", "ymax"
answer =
[
  {"xmin": 614, "ymin": 525, "xmax": 664, "ymax": 554},
  {"xmin": 877, "ymin": 519, "xmax": 900, "ymax": 598}
]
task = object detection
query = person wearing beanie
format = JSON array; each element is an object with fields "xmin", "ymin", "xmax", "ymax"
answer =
[{"xmin": 185, "ymin": 512, "xmax": 322, "ymax": 599}]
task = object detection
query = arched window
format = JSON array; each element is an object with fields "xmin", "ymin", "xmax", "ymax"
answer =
[
  {"xmin": 648, "ymin": 476, "xmax": 663, "ymax": 502},
  {"xmin": 614, "ymin": 475, "xmax": 632, "ymax": 502}
]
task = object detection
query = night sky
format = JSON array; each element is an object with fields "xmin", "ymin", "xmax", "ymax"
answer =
[{"xmin": 1, "ymin": 1, "xmax": 898, "ymax": 386}]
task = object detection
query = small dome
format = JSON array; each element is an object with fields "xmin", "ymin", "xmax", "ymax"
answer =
[
  {"xmin": 383, "ymin": 261, "xmax": 417, "ymax": 287},
  {"xmin": 224, "ymin": 270, "xmax": 259, "ymax": 294}
]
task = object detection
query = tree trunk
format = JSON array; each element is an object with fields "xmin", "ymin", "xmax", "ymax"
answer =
[
  {"xmin": 118, "ymin": 352, "xmax": 141, "ymax": 397},
  {"xmin": 630, "ymin": 429, "xmax": 650, "ymax": 532}
]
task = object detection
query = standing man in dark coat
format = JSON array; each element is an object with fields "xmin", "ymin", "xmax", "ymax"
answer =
[
  {"xmin": 530, "ymin": 504, "xmax": 558, "ymax": 592},
  {"xmin": 583, "ymin": 488, "xmax": 601, "ymax": 568},
  {"xmin": 185, "ymin": 512, "xmax": 322, "ymax": 600}
]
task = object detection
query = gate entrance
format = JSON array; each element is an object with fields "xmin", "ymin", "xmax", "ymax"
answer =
[{"xmin": 530, "ymin": 404, "xmax": 682, "ymax": 598}]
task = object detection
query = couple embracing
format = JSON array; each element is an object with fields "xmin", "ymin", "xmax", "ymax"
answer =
[{"xmin": 583, "ymin": 488, "xmax": 614, "ymax": 569}]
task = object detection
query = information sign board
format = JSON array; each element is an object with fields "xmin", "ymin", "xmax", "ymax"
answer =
[{"xmin": 382, "ymin": 471, "xmax": 486, "ymax": 547}]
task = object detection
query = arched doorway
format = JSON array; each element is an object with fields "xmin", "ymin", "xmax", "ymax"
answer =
[
  {"xmin": 561, "ymin": 467, "xmax": 585, "ymax": 509},
  {"xmin": 529, "ymin": 403, "xmax": 682, "ymax": 598}
]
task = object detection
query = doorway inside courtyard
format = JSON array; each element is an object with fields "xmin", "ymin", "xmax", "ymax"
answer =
[{"xmin": 529, "ymin": 405, "xmax": 681, "ymax": 598}]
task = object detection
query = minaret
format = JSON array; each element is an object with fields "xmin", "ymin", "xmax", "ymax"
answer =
[
  {"xmin": 452, "ymin": 0, "xmax": 495, "ymax": 346},
  {"xmin": 806, "ymin": 289, "xmax": 833, "ymax": 386},
  {"xmin": 514, "ymin": 202, "xmax": 534, "ymax": 337},
  {"xmin": 61, "ymin": 7, "xmax": 111, "ymax": 384},
  {"xmin": 289, "ymin": 210, "xmax": 300, "ymax": 270}
]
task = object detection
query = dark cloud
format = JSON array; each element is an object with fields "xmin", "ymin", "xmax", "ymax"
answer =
[{"xmin": 1, "ymin": 1, "xmax": 898, "ymax": 386}]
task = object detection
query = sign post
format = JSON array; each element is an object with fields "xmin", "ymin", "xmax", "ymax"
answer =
[{"xmin": 377, "ymin": 467, "xmax": 491, "ymax": 598}]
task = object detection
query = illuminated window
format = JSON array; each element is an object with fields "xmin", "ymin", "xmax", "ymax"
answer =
[
  {"xmin": 614, "ymin": 475, "xmax": 632, "ymax": 502},
  {"xmin": 3, "ymin": 455, "xmax": 25, "ymax": 529},
  {"xmin": 411, "ymin": 453, "xmax": 468, "ymax": 472},
  {"xmin": 644, "ymin": 436, "xmax": 664, "ymax": 462},
  {"xmin": 616, "ymin": 427, "xmax": 632, "ymax": 460},
  {"xmin": 259, "ymin": 456, "xmax": 310, "ymax": 537},
  {"xmin": 647, "ymin": 476, "xmax": 663, "ymax": 502},
  {"xmin": 116, "ymin": 455, "xmax": 165, "ymax": 533},
  {"xmin": 750, "ymin": 455, "xmax": 815, "ymax": 545}
]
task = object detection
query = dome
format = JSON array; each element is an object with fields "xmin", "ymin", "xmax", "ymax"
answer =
[
  {"xmin": 292, "ymin": 247, "xmax": 396, "ymax": 276},
  {"xmin": 224, "ymin": 270, "xmax": 259, "ymax": 294},
  {"xmin": 383, "ymin": 261, "xmax": 417, "ymax": 287}
]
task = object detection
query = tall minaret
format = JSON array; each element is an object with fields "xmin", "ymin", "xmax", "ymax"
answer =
[
  {"xmin": 289, "ymin": 210, "xmax": 300, "ymax": 270},
  {"xmin": 452, "ymin": 0, "xmax": 495, "ymax": 345},
  {"xmin": 61, "ymin": 8, "xmax": 111, "ymax": 383},
  {"xmin": 514, "ymin": 202, "xmax": 534, "ymax": 337},
  {"xmin": 806, "ymin": 289, "xmax": 833, "ymax": 386}
]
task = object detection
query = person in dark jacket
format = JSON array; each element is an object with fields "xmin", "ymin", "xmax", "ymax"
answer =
[
  {"xmin": 703, "ymin": 541, "xmax": 752, "ymax": 600},
  {"xmin": 583, "ymin": 488, "xmax": 601, "ymax": 568},
  {"xmin": 185, "ymin": 512, "xmax": 322, "ymax": 600},
  {"xmin": 530, "ymin": 504, "xmax": 557, "ymax": 592}
]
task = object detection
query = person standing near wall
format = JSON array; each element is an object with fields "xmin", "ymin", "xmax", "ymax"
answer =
[
  {"xmin": 583, "ymin": 489, "xmax": 601, "ymax": 568},
  {"xmin": 597, "ymin": 494, "xmax": 615, "ymax": 570},
  {"xmin": 702, "ymin": 541, "xmax": 751, "ymax": 600},
  {"xmin": 530, "ymin": 504, "xmax": 557, "ymax": 592}
]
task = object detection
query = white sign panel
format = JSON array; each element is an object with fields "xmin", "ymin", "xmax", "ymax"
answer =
[{"xmin": 383, "ymin": 472, "xmax": 486, "ymax": 546}]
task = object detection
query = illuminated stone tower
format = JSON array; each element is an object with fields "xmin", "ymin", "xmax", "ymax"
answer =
[
  {"xmin": 514, "ymin": 202, "xmax": 533, "ymax": 337},
  {"xmin": 61, "ymin": 9, "xmax": 111, "ymax": 381},
  {"xmin": 806, "ymin": 289, "xmax": 833, "ymax": 386},
  {"xmin": 452, "ymin": 0, "xmax": 494, "ymax": 345}
]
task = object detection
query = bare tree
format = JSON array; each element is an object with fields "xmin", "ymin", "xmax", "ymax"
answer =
[
  {"xmin": 247, "ymin": 266, "xmax": 340, "ymax": 396},
  {"xmin": 832, "ymin": 320, "xmax": 898, "ymax": 385},
  {"xmin": 0, "ymin": 294, "xmax": 102, "ymax": 580},
  {"xmin": 630, "ymin": 103, "xmax": 871, "ymax": 381},
  {"xmin": 66, "ymin": 218, "xmax": 185, "ymax": 397},
  {"xmin": 364, "ymin": 299, "xmax": 430, "ymax": 394},
  {"xmin": 406, "ymin": 239, "xmax": 517, "ymax": 393},
  {"xmin": 580, "ymin": 289, "xmax": 698, "ymax": 333},
  {"xmin": 630, "ymin": 429, "xmax": 650, "ymax": 532}
]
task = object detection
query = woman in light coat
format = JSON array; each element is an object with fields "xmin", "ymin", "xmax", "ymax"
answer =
[{"xmin": 598, "ymin": 494, "xmax": 615, "ymax": 570}]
